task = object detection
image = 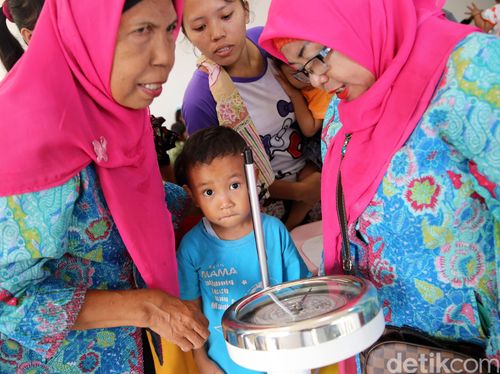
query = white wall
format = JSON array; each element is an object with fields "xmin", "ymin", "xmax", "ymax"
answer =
[{"xmin": 1, "ymin": 0, "xmax": 494, "ymax": 124}]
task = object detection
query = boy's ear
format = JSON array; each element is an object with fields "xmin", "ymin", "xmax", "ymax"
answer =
[{"xmin": 183, "ymin": 185, "xmax": 199, "ymax": 208}]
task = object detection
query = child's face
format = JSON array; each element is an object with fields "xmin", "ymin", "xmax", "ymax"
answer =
[
  {"xmin": 187, "ymin": 154, "xmax": 253, "ymax": 240},
  {"xmin": 280, "ymin": 63, "xmax": 312, "ymax": 90}
]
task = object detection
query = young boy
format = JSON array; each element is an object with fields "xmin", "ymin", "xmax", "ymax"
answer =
[{"xmin": 175, "ymin": 126, "xmax": 309, "ymax": 374}]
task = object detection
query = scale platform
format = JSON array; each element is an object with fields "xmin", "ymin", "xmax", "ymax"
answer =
[{"xmin": 222, "ymin": 275, "xmax": 385, "ymax": 374}]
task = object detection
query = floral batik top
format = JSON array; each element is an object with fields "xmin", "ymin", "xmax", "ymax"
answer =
[
  {"xmin": 0, "ymin": 164, "xmax": 189, "ymax": 373},
  {"xmin": 322, "ymin": 33, "xmax": 499, "ymax": 360}
]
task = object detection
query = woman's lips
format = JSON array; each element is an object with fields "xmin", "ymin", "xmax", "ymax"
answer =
[
  {"xmin": 336, "ymin": 86, "xmax": 349, "ymax": 100},
  {"xmin": 139, "ymin": 83, "xmax": 163, "ymax": 98},
  {"xmin": 330, "ymin": 86, "xmax": 349, "ymax": 100},
  {"xmin": 214, "ymin": 45, "xmax": 233, "ymax": 58}
]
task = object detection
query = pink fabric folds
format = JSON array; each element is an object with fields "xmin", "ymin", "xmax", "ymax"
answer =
[
  {"xmin": 260, "ymin": 0, "xmax": 475, "ymax": 275},
  {"xmin": 0, "ymin": 0, "xmax": 183, "ymax": 296}
]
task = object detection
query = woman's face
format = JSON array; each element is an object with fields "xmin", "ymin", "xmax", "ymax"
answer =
[
  {"xmin": 281, "ymin": 40, "xmax": 375, "ymax": 102},
  {"xmin": 182, "ymin": 0, "xmax": 249, "ymax": 67},
  {"xmin": 111, "ymin": 0, "xmax": 177, "ymax": 109}
]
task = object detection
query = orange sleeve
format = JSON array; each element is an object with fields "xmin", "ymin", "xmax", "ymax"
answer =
[{"xmin": 301, "ymin": 88, "xmax": 334, "ymax": 120}]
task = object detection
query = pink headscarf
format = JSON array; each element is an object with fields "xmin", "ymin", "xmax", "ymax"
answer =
[
  {"xmin": 260, "ymin": 0, "xmax": 475, "ymax": 275},
  {"xmin": 0, "ymin": 0, "xmax": 183, "ymax": 296}
]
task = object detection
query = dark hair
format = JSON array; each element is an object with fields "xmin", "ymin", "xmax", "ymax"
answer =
[
  {"xmin": 171, "ymin": 121, "xmax": 186, "ymax": 136},
  {"xmin": 175, "ymin": 126, "xmax": 246, "ymax": 186},
  {"xmin": 0, "ymin": 0, "xmax": 44, "ymax": 71},
  {"xmin": 175, "ymin": 108, "xmax": 183, "ymax": 123},
  {"xmin": 181, "ymin": 0, "xmax": 249, "ymax": 36},
  {"xmin": 151, "ymin": 115, "xmax": 179, "ymax": 166},
  {"xmin": 123, "ymin": 0, "xmax": 142, "ymax": 12}
]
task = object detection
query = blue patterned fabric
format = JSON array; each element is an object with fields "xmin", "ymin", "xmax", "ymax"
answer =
[
  {"xmin": 322, "ymin": 33, "xmax": 499, "ymax": 360},
  {"xmin": 0, "ymin": 164, "xmax": 189, "ymax": 373}
]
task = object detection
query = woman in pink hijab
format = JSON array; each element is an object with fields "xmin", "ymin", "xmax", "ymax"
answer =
[
  {"xmin": 260, "ymin": 0, "xmax": 499, "ymax": 369},
  {"xmin": 0, "ymin": 0, "xmax": 208, "ymax": 372}
]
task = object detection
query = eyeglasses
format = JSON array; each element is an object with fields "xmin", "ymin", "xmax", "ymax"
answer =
[{"xmin": 292, "ymin": 46, "xmax": 332, "ymax": 83}]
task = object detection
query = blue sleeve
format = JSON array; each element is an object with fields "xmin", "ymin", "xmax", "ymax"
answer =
[
  {"xmin": 435, "ymin": 33, "xmax": 500, "ymax": 360},
  {"xmin": 437, "ymin": 34, "xmax": 499, "ymax": 218},
  {"xmin": 181, "ymin": 69, "xmax": 219, "ymax": 135},
  {"xmin": 265, "ymin": 215, "xmax": 310, "ymax": 281},
  {"xmin": 177, "ymin": 228, "xmax": 202, "ymax": 301},
  {"xmin": 0, "ymin": 176, "xmax": 86, "ymax": 359}
]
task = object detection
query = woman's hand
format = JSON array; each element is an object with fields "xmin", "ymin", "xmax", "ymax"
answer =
[
  {"xmin": 73, "ymin": 289, "xmax": 209, "ymax": 351},
  {"xmin": 146, "ymin": 290, "xmax": 209, "ymax": 351}
]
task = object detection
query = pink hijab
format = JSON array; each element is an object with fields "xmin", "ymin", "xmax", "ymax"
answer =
[
  {"xmin": 260, "ymin": 0, "xmax": 475, "ymax": 275},
  {"xmin": 0, "ymin": 0, "xmax": 183, "ymax": 296}
]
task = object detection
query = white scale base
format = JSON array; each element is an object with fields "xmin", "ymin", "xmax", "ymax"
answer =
[{"xmin": 226, "ymin": 309, "xmax": 385, "ymax": 374}]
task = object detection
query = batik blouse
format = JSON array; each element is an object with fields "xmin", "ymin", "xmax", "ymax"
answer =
[
  {"xmin": 321, "ymin": 33, "xmax": 499, "ymax": 360},
  {"xmin": 0, "ymin": 164, "xmax": 188, "ymax": 373}
]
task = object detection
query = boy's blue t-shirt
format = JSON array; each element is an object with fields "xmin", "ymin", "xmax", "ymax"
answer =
[{"xmin": 177, "ymin": 214, "xmax": 309, "ymax": 374}]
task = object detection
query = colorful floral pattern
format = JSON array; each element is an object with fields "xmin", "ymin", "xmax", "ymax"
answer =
[
  {"xmin": 0, "ymin": 165, "xmax": 188, "ymax": 372},
  {"xmin": 322, "ymin": 33, "xmax": 499, "ymax": 361},
  {"xmin": 404, "ymin": 175, "xmax": 442, "ymax": 214}
]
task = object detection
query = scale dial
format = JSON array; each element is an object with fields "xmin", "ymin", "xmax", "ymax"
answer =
[
  {"xmin": 223, "ymin": 275, "xmax": 382, "ymax": 351},
  {"xmin": 248, "ymin": 291, "xmax": 347, "ymax": 325}
]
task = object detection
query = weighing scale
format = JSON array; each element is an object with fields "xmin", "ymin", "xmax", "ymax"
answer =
[{"xmin": 221, "ymin": 149, "xmax": 385, "ymax": 374}]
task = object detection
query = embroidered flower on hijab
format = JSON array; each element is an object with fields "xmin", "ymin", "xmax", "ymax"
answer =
[{"xmin": 92, "ymin": 136, "xmax": 108, "ymax": 162}]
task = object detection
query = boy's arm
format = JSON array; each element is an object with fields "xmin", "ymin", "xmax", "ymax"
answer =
[
  {"xmin": 187, "ymin": 299, "xmax": 224, "ymax": 374},
  {"xmin": 274, "ymin": 70, "xmax": 319, "ymax": 137}
]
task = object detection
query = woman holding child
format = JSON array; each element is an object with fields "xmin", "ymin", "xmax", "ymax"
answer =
[
  {"xmin": 181, "ymin": 0, "xmax": 321, "ymax": 230},
  {"xmin": 260, "ymin": 0, "xmax": 499, "ymax": 370},
  {"xmin": 0, "ymin": 0, "xmax": 209, "ymax": 372}
]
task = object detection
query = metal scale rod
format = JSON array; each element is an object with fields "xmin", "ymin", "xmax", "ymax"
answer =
[
  {"xmin": 243, "ymin": 147, "xmax": 270, "ymax": 289},
  {"xmin": 241, "ymin": 148, "xmax": 326, "ymax": 374}
]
